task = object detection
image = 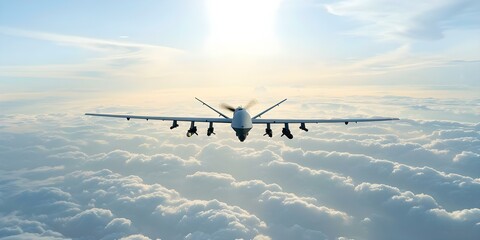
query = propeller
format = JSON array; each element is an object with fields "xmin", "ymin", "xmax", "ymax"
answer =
[
  {"xmin": 245, "ymin": 99, "xmax": 258, "ymax": 109},
  {"xmin": 221, "ymin": 99, "xmax": 258, "ymax": 112},
  {"xmin": 221, "ymin": 103, "xmax": 235, "ymax": 112}
]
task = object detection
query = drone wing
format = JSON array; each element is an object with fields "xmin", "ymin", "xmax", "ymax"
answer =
[
  {"xmin": 252, "ymin": 117, "xmax": 399, "ymax": 124},
  {"xmin": 84, "ymin": 113, "xmax": 231, "ymax": 123}
]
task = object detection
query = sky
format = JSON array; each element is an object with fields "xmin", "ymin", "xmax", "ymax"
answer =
[
  {"xmin": 1, "ymin": 1, "xmax": 480, "ymax": 240},
  {"xmin": 1, "ymin": 0, "xmax": 479, "ymax": 94}
]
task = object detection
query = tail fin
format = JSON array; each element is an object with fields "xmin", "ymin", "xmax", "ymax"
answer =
[
  {"xmin": 195, "ymin": 97, "xmax": 230, "ymax": 119},
  {"xmin": 252, "ymin": 99, "xmax": 287, "ymax": 119}
]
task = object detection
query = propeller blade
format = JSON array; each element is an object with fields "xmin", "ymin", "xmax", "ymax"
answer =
[
  {"xmin": 221, "ymin": 103, "xmax": 235, "ymax": 112},
  {"xmin": 245, "ymin": 99, "xmax": 258, "ymax": 109}
]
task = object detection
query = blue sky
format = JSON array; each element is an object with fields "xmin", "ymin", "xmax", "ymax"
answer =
[{"xmin": 1, "ymin": 1, "xmax": 480, "ymax": 240}]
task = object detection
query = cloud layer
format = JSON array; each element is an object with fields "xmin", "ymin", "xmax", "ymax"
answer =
[{"xmin": 0, "ymin": 95, "xmax": 479, "ymax": 240}]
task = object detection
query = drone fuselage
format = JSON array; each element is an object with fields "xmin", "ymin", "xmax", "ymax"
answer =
[{"xmin": 231, "ymin": 107, "xmax": 253, "ymax": 142}]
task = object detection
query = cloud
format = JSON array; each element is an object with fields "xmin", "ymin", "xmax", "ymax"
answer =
[
  {"xmin": 453, "ymin": 151, "xmax": 480, "ymax": 177},
  {"xmin": 0, "ymin": 214, "xmax": 67, "ymax": 240},
  {"xmin": 325, "ymin": 0, "xmax": 480, "ymax": 40},
  {"xmin": 1, "ymin": 95, "xmax": 479, "ymax": 239},
  {"xmin": 1, "ymin": 168, "xmax": 269, "ymax": 239},
  {"xmin": 0, "ymin": 27, "xmax": 183, "ymax": 54},
  {"xmin": 0, "ymin": 27, "xmax": 185, "ymax": 84},
  {"xmin": 119, "ymin": 235, "xmax": 151, "ymax": 240},
  {"xmin": 353, "ymin": 182, "xmax": 480, "ymax": 240},
  {"xmin": 281, "ymin": 149, "xmax": 480, "ymax": 208},
  {"xmin": 58, "ymin": 208, "xmax": 131, "ymax": 239}
]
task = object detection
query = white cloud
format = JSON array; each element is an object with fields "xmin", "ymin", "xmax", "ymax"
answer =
[
  {"xmin": 0, "ymin": 214, "xmax": 67, "ymax": 240},
  {"xmin": 453, "ymin": 151, "xmax": 480, "ymax": 177},
  {"xmin": 119, "ymin": 234, "xmax": 151, "ymax": 240},
  {"xmin": 1, "ymin": 95, "xmax": 479, "ymax": 239},
  {"xmin": 0, "ymin": 27, "xmax": 183, "ymax": 54}
]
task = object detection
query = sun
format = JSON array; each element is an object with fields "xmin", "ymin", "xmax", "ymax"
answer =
[{"xmin": 205, "ymin": 0, "xmax": 282, "ymax": 55}]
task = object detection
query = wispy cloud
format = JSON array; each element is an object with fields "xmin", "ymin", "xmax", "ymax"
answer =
[
  {"xmin": 0, "ymin": 27, "xmax": 183, "ymax": 53},
  {"xmin": 325, "ymin": 0, "xmax": 480, "ymax": 41},
  {"xmin": 0, "ymin": 27, "xmax": 185, "ymax": 83},
  {"xmin": 0, "ymin": 26, "xmax": 479, "ymax": 88}
]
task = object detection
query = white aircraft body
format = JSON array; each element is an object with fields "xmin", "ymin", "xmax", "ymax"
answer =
[{"xmin": 85, "ymin": 98, "xmax": 399, "ymax": 142}]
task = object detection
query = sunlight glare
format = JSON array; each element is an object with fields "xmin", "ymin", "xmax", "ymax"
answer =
[{"xmin": 206, "ymin": 0, "xmax": 281, "ymax": 55}]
